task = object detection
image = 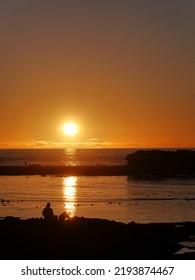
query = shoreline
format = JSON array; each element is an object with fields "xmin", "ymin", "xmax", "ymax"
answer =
[
  {"xmin": 1, "ymin": 150, "xmax": 195, "ymax": 176},
  {"xmin": 1, "ymin": 164, "xmax": 195, "ymax": 176},
  {"xmin": 1, "ymin": 216, "xmax": 195, "ymax": 260},
  {"xmin": 0, "ymin": 165, "xmax": 128, "ymax": 176}
]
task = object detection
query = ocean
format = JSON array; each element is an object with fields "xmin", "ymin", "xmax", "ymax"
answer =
[{"xmin": 1, "ymin": 148, "xmax": 195, "ymax": 224}]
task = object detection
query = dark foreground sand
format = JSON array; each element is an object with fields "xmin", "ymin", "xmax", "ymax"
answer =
[{"xmin": 0, "ymin": 216, "xmax": 195, "ymax": 260}]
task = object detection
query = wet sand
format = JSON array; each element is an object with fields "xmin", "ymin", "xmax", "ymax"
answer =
[{"xmin": 0, "ymin": 216, "xmax": 195, "ymax": 260}]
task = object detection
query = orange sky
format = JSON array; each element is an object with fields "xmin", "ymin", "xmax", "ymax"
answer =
[{"xmin": 1, "ymin": 0, "xmax": 195, "ymax": 149}]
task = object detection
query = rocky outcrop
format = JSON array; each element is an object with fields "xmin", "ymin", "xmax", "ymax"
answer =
[{"xmin": 126, "ymin": 150, "xmax": 195, "ymax": 175}]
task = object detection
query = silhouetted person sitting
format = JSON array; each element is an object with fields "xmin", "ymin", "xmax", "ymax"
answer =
[
  {"xmin": 58, "ymin": 211, "xmax": 69, "ymax": 222},
  {"xmin": 42, "ymin": 202, "xmax": 56, "ymax": 221}
]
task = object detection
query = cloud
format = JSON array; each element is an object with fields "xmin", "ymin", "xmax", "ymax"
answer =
[
  {"xmin": 1, "ymin": 139, "xmax": 195, "ymax": 149},
  {"xmin": 0, "ymin": 139, "xmax": 129, "ymax": 149}
]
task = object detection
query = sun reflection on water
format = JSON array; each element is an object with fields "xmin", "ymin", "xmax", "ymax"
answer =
[
  {"xmin": 63, "ymin": 176, "xmax": 77, "ymax": 217},
  {"xmin": 63, "ymin": 148, "xmax": 77, "ymax": 166}
]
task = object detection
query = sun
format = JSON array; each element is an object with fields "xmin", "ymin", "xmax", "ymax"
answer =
[{"xmin": 63, "ymin": 122, "xmax": 78, "ymax": 136}]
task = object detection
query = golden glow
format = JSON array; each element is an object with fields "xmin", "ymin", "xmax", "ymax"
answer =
[
  {"xmin": 64, "ymin": 176, "xmax": 77, "ymax": 188},
  {"xmin": 1, "ymin": 2, "xmax": 195, "ymax": 149},
  {"xmin": 63, "ymin": 122, "xmax": 78, "ymax": 136},
  {"xmin": 63, "ymin": 176, "xmax": 77, "ymax": 217}
]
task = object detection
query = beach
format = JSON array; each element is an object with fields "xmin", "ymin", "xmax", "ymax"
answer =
[
  {"xmin": 1, "ymin": 216, "xmax": 195, "ymax": 260},
  {"xmin": 1, "ymin": 149, "xmax": 195, "ymax": 260}
]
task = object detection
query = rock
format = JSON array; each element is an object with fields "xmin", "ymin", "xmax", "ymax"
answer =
[
  {"xmin": 0, "ymin": 217, "xmax": 194, "ymax": 260},
  {"xmin": 125, "ymin": 150, "xmax": 195, "ymax": 175}
]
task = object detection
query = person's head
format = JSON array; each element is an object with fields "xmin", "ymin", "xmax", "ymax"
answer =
[{"xmin": 46, "ymin": 202, "xmax": 51, "ymax": 207}]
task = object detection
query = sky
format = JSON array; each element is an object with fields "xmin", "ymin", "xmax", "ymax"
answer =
[{"xmin": 0, "ymin": 0, "xmax": 195, "ymax": 149}]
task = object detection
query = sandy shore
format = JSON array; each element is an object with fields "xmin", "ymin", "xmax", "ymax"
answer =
[{"xmin": 0, "ymin": 216, "xmax": 195, "ymax": 260}]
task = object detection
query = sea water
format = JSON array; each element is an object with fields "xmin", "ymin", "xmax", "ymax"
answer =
[
  {"xmin": 0, "ymin": 148, "xmax": 195, "ymax": 223},
  {"xmin": 0, "ymin": 148, "xmax": 136, "ymax": 166}
]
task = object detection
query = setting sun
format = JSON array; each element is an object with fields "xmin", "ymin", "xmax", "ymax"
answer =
[{"xmin": 63, "ymin": 122, "xmax": 78, "ymax": 136}]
